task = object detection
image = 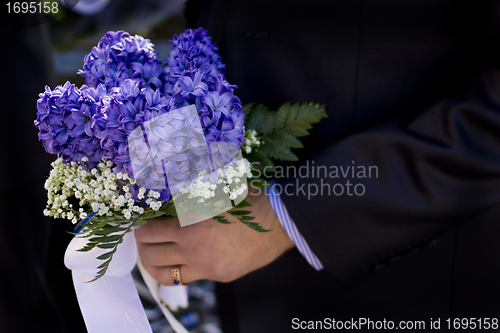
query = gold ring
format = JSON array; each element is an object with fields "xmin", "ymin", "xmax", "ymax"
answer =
[{"xmin": 171, "ymin": 265, "xmax": 183, "ymax": 285}]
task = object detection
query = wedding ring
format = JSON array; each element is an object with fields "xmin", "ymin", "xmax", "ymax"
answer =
[{"xmin": 171, "ymin": 265, "xmax": 184, "ymax": 285}]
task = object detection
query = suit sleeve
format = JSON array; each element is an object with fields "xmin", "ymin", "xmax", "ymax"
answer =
[{"xmin": 277, "ymin": 70, "xmax": 500, "ymax": 284}]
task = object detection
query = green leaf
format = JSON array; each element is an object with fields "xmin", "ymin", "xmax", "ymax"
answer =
[
  {"xmin": 97, "ymin": 261, "xmax": 109, "ymax": 269},
  {"xmin": 159, "ymin": 201, "xmax": 177, "ymax": 216},
  {"xmin": 268, "ymin": 131, "xmax": 303, "ymax": 149},
  {"xmin": 274, "ymin": 104, "xmax": 288, "ymax": 132},
  {"xmin": 282, "ymin": 124, "xmax": 311, "ymax": 137},
  {"xmin": 76, "ymin": 244, "xmax": 97, "ymax": 252},
  {"xmin": 229, "ymin": 210, "xmax": 252, "ymax": 216},
  {"xmin": 240, "ymin": 221, "xmax": 271, "ymax": 233},
  {"xmin": 94, "ymin": 227, "xmax": 127, "ymax": 235},
  {"xmin": 233, "ymin": 199, "xmax": 253, "ymax": 209},
  {"xmin": 284, "ymin": 102, "xmax": 300, "ymax": 127},
  {"xmin": 213, "ymin": 215, "xmax": 233, "ymax": 224},
  {"xmin": 225, "ymin": 210, "xmax": 270, "ymax": 232},
  {"xmin": 246, "ymin": 150, "xmax": 275, "ymax": 173},
  {"xmin": 281, "ymin": 102, "xmax": 327, "ymax": 137},
  {"xmin": 132, "ymin": 219, "xmax": 148, "ymax": 226},
  {"xmin": 246, "ymin": 105, "xmax": 268, "ymax": 134},
  {"xmin": 100, "ymin": 234, "xmax": 123, "ymax": 243},
  {"xmin": 89, "ymin": 267, "xmax": 108, "ymax": 282},
  {"xmin": 260, "ymin": 113, "xmax": 275, "ymax": 137},
  {"xmin": 97, "ymin": 242, "xmax": 118, "ymax": 249},
  {"xmin": 97, "ymin": 251, "xmax": 113, "ymax": 260},
  {"xmin": 80, "ymin": 215, "xmax": 143, "ymax": 282},
  {"xmin": 259, "ymin": 138, "xmax": 298, "ymax": 161},
  {"xmin": 88, "ymin": 236, "xmax": 107, "ymax": 243}
]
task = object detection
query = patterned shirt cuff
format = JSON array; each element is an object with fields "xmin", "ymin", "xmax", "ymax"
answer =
[{"xmin": 266, "ymin": 179, "xmax": 324, "ymax": 270}]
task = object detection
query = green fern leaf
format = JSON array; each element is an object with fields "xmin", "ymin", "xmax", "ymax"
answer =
[
  {"xmin": 233, "ymin": 199, "xmax": 252, "ymax": 209},
  {"xmin": 226, "ymin": 210, "xmax": 270, "ymax": 232},
  {"xmin": 282, "ymin": 124, "xmax": 311, "ymax": 137},
  {"xmin": 275, "ymin": 105, "xmax": 288, "ymax": 132},
  {"xmin": 213, "ymin": 215, "xmax": 233, "ymax": 224},
  {"xmin": 240, "ymin": 221, "xmax": 271, "ymax": 233},
  {"xmin": 268, "ymin": 131, "xmax": 304, "ymax": 149},
  {"xmin": 97, "ymin": 251, "xmax": 113, "ymax": 260},
  {"xmin": 281, "ymin": 102, "xmax": 327, "ymax": 137},
  {"xmin": 97, "ymin": 261, "xmax": 109, "ymax": 269},
  {"xmin": 260, "ymin": 113, "xmax": 275, "ymax": 137},
  {"xmin": 246, "ymin": 105, "xmax": 268, "ymax": 133},
  {"xmin": 89, "ymin": 267, "xmax": 108, "ymax": 282},
  {"xmin": 259, "ymin": 138, "xmax": 298, "ymax": 161},
  {"xmin": 97, "ymin": 243, "xmax": 117, "ymax": 249},
  {"xmin": 246, "ymin": 150, "xmax": 275, "ymax": 173},
  {"xmin": 100, "ymin": 234, "xmax": 123, "ymax": 243},
  {"xmin": 229, "ymin": 210, "xmax": 252, "ymax": 216},
  {"xmin": 94, "ymin": 227, "xmax": 127, "ymax": 235},
  {"xmin": 284, "ymin": 102, "xmax": 300, "ymax": 127},
  {"xmin": 132, "ymin": 219, "xmax": 148, "ymax": 226},
  {"xmin": 160, "ymin": 201, "xmax": 177, "ymax": 216},
  {"xmin": 76, "ymin": 242, "xmax": 98, "ymax": 252}
]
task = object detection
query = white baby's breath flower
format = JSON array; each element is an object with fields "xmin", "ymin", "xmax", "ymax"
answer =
[{"xmin": 44, "ymin": 155, "xmax": 253, "ymax": 235}]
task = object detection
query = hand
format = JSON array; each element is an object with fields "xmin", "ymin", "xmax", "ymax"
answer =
[{"xmin": 135, "ymin": 187, "xmax": 295, "ymax": 285}]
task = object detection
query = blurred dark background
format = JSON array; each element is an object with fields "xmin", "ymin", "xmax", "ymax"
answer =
[
  {"xmin": 49, "ymin": 0, "xmax": 186, "ymax": 85},
  {"xmin": 1, "ymin": 1, "xmax": 222, "ymax": 332}
]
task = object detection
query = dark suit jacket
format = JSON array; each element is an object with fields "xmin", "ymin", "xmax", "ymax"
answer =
[
  {"xmin": 0, "ymin": 13, "xmax": 86, "ymax": 333},
  {"xmin": 188, "ymin": 0, "xmax": 500, "ymax": 332}
]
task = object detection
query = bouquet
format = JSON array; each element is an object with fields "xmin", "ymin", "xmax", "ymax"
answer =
[{"xmin": 35, "ymin": 28, "xmax": 326, "ymax": 332}]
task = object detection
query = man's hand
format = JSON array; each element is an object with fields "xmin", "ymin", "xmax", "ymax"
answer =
[{"xmin": 135, "ymin": 187, "xmax": 295, "ymax": 285}]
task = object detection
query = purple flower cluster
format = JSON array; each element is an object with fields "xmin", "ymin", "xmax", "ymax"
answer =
[
  {"xmin": 173, "ymin": 70, "xmax": 243, "ymax": 146},
  {"xmin": 164, "ymin": 28, "xmax": 226, "ymax": 96},
  {"xmin": 35, "ymin": 29, "xmax": 244, "ymax": 196},
  {"xmin": 78, "ymin": 31, "xmax": 163, "ymax": 91},
  {"xmin": 35, "ymin": 82, "xmax": 109, "ymax": 168},
  {"xmin": 95, "ymin": 79, "xmax": 173, "ymax": 174}
]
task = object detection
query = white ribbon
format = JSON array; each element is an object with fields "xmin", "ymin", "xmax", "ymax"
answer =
[{"xmin": 65, "ymin": 230, "xmax": 189, "ymax": 333}]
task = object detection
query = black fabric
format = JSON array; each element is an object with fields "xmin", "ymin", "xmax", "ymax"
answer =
[
  {"xmin": 192, "ymin": 1, "xmax": 500, "ymax": 331},
  {"xmin": 0, "ymin": 14, "xmax": 86, "ymax": 333}
]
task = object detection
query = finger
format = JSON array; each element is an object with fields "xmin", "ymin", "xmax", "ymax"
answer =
[
  {"xmin": 134, "ymin": 217, "xmax": 181, "ymax": 243},
  {"xmin": 137, "ymin": 241, "xmax": 187, "ymax": 267},
  {"xmin": 142, "ymin": 263, "xmax": 199, "ymax": 286}
]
